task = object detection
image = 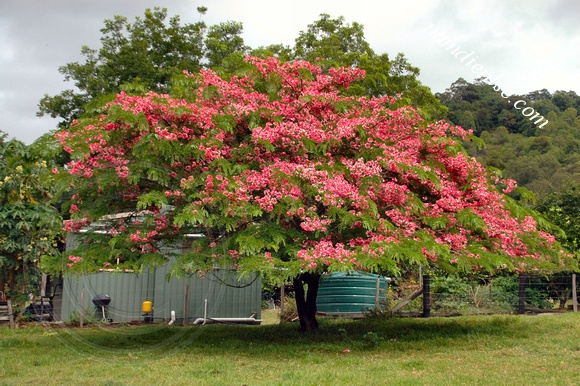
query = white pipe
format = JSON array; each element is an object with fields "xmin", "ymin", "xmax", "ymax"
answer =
[
  {"xmin": 192, "ymin": 316, "xmax": 262, "ymax": 325},
  {"xmin": 168, "ymin": 310, "xmax": 176, "ymax": 326},
  {"xmin": 192, "ymin": 299, "xmax": 263, "ymax": 325}
]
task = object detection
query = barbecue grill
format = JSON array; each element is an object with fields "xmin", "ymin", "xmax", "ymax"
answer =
[{"xmin": 92, "ymin": 294, "xmax": 112, "ymax": 322}]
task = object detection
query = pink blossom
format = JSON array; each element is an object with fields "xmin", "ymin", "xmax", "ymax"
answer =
[
  {"xmin": 68, "ymin": 255, "xmax": 83, "ymax": 263},
  {"xmin": 55, "ymin": 55, "xmax": 572, "ymax": 279},
  {"xmin": 130, "ymin": 231, "xmax": 142, "ymax": 243}
]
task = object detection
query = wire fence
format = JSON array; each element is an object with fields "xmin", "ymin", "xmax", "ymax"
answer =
[{"xmin": 389, "ymin": 273, "xmax": 579, "ymax": 316}]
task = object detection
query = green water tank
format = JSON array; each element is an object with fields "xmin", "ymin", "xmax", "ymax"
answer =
[{"xmin": 317, "ymin": 272, "xmax": 388, "ymax": 314}]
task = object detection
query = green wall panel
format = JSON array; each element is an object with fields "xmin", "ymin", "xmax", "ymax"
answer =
[{"xmin": 59, "ymin": 268, "xmax": 261, "ymax": 323}]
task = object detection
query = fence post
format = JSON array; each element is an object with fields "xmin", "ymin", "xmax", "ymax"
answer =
[
  {"xmin": 80, "ymin": 288, "xmax": 85, "ymax": 328},
  {"xmin": 518, "ymin": 275, "xmax": 526, "ymax": 314},
  {"xmin": 573, "ymin": 274, "xmax": 578, "ymax": 312},
  {"xmin": 279, "ymin": 283, "xmax": 285, "ymax": 324},
  {"xmin": 7, "ymin": 298, "xmax": 15, "ymax": 329},
  {"xmin": 183, "ymin": 284, "xmax": 189, "ymax": 326},
  {"xmin": 422, "ymin": 275, "xmax": 431, "ymax": 318}
]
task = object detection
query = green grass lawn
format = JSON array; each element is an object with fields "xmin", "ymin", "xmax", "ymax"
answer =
[{"xmin": 1, "ymin": 312, "xmax": 580, "ymax": 385}]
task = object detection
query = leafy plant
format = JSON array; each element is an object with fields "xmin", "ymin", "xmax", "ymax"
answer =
[
  {"xmin": 363, "ymin": 331, "xmax": 385, "ymax": 347},
  {"xmin": 68, "ymin": 310, "xmax": 101, "ymax": 326},
  {"xmin": 280, "ymin": 296, "xmax": 298, "ymax": 323}
]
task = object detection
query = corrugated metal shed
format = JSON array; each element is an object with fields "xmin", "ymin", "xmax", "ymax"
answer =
[
  {"xmin": 60, "ymin": 231, "xmax": 262, "ymax": 323},
  {"xmin": 59, "ymin": 268, "xmax": 261, "ymax": 323}
]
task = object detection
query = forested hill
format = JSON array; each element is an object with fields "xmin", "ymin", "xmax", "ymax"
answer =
[{"xmin": 437, "ymin": 78, "xmax": 580, "ymax": 197}]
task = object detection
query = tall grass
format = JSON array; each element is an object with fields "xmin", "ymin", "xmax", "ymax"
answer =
[{"xmin": 1, "ymin": 313, "xmax": 580, "ymax": 385}]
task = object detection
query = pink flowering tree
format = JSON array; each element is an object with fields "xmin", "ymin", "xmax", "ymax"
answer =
[{"xmin": 54, "ymin": 57, "xmax": 575, "ymax": 331}]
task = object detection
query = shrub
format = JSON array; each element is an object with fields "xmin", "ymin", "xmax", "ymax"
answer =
[
  {"xmin": 280, "ymin": 296, "xmax": 298, "ymax": 323},
  {"xmin": 491, "ymin": 276, "xmax": 552, "ymax": 310}
]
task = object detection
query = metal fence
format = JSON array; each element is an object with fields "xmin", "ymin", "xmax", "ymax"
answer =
[{"xmin": 388, "ymin": 273, "xmax": 579, "ymax": 317}]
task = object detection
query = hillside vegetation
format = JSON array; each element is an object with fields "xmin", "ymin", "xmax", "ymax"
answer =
[{"xmin": 438, "ymin": 78, "xmax": 580, "ymax": 197}]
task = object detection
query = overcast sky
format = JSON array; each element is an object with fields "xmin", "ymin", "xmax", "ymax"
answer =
[{"xmin": 1, "ymin": 0, "xmax": 579, "ymax": 144}]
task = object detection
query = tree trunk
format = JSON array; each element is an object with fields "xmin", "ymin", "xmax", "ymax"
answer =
[
  {"xmin": 293, "ymin": 272, "xmax": 321, "ymax": 332},
  {"xmin": 9, "ymin": 272, "xmax": 15, "ymax": 293},
  {"xmin": 20, "ymin": 263, "xmax": 28, "ymax": 294},
  {"xmin": 559, "ymin": 298, "xmax": 567, "ymax": 309}
]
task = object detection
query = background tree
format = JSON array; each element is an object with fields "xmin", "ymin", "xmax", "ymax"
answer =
[
  {"xmin": 532, "ymin": 186, "xmax": 580, "ymax": 309},
  {"xmin": 293, "ymin": 14, "xmax": 447, "ymax": 120},
  {"xmin": 37, "ymin": 7, "xmax": 210, "ymax": 129},
  {"xmin": 0, "ymin": 131, "xmax": 63, "ymax": 302},
  {"xmin": 536, "ymin": 183, "xmax": 580, "ymax": 253},
  {"xmin": 53, "ymin": 57, "xmax": 574, "ymax": 331},
  {"xmin": 205, "ymin": 21, "xmax": 249, "ymax": 71}
]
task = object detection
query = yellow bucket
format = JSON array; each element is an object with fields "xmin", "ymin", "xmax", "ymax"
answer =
[{"xmin": 142, "ymin": 300, "xmax": 153, "ymax": 314}]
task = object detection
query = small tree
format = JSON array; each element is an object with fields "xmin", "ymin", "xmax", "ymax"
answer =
[
  {"xmin": 535, "ymin": 185, "xmax": 580, "ymax": 308},
  {"xmin": 0, "ymin": 133, "xmax": 63, "ymax": 301},
  {"xmin": 536, "ymin": 183, "xmax": 580, "ymax": 253},
  {"xmin": 53, "ymin": 57, "xmax": 575, "ymax": 331}
]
